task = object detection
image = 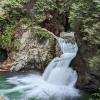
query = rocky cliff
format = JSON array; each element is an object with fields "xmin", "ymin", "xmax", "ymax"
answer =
[{"xmin": 10, "ymin": 26, "xmax": 55, "ymax": 72}]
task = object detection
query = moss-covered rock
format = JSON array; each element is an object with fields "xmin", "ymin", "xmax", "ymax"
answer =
[
  {"xmin": 71, "ymin": 32, "xmax": 100, "ymax": 92},
  {"xmin": 10, "ymin": 26, "xmax": 55, "ymax": 71}
]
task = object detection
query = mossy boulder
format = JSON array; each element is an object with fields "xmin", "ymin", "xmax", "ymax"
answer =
[
  {"xmin": 71, "ymin": 32, "xmax": 100, "ymax": 92},
  {"xmin": 10, "ymin": 26, "xmax": 55, "ymax": 71}
]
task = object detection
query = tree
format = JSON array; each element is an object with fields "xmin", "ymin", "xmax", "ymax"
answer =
[{"xmin": 69, "ymin": 0, "xmax": 100, "ymax": 44}]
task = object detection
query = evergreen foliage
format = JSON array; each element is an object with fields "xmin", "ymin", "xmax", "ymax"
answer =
[{"xmin": 69, "ymin": 0, "xmax": 100, "ymax": 44}]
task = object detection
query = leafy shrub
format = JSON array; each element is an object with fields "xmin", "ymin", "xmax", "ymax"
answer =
[
  {"xmin": 0, "ymin": 0, "xmax": 27, "ymax": 19},
  {"xmin": 69, "ymin": 0, "xmax": 100, "ymax": 44},
  {"xmin": 88, "ymin": 55, "xmax": 100, "ymax": 69},
  {"xmin": 34, "ymin": 0, "xmax": 73, "ymax": 14},
  {"xmin": 0, "ymin": 25, "xmax": 13, "ymax": 49},
  {"xmin": 31, "ymin": 26, "xmax": 50, "ymax": 39}
]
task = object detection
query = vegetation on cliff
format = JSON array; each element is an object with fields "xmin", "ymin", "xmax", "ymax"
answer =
[{"xmin": 0, "ymin": 0, "xmax": 100, "ymax": 45}]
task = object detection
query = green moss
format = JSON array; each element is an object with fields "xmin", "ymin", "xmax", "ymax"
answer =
[
  {"xmin": 13, "ymin": 40, "xmax": 21, "ymax": 50},
  {"xmin": 31, "ymin": 26, "xmax": 51, "ymax": 39},
  {"xmin": 0, "ymin": 25, "xmax": 13, "ymax": 49},
  {"xmin": 88, "ymin": 55, "xmax": 100, "ymax": 69},
  {"xmin": 69, "ymin": 0, "xmax": 100, "ymax": 44},
  {"xmin": 34, "ymin": 14, "xmax": 46, "ymax": 24}
]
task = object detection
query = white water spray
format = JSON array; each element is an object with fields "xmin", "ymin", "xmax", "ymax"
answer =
[{"xmin": 0, "ymin": 32, "xmax": 79, "ymax": 100}]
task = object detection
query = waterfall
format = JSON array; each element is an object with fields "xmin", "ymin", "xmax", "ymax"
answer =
[
  {"xmin": 0, "ymin": 32, "xmax": 79, "ymax": 100},
  {"xmin": 43, "ymin": 36, "xmax": 78, "ymax": 86}
]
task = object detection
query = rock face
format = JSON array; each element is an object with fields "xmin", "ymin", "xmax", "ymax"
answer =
[
  {"xmin": 71, "ymin": 32, "xmax": 100, "ymax": 92},
  {"xmin": 10, "ymin": 27, "xmax": 55, "ymax": 71}
]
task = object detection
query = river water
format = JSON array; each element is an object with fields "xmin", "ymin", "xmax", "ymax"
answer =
[{"xmin": 0, "ymin": 72, "xmax": 95, "ymax": 100}]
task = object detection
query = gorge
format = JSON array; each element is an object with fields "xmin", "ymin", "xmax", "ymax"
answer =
[
  {"xmin": 0, "ymin": 32, "xmax": 80, "ymax": 100},
  {"xmin": 0, "ymin": 0, "xmax": 100, "ymax": 100}
]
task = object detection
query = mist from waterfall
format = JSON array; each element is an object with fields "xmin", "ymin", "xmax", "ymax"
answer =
[{"xmin": 0, "ymin": 32, "xmax": 80, "ymax": 100}]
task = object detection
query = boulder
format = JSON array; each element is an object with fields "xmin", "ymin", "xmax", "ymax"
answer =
[{"xmin": 10, "ymin": 26, "xmax": 55, "ymax": 71}]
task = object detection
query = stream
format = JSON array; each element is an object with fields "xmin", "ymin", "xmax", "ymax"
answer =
[
  {"xmin": 0, "ymin": 72, "xmax": 94, "ymax": 100},
  {"xmin": 0, "ymin": 33, "xmax": 97, "ymax": 100}
]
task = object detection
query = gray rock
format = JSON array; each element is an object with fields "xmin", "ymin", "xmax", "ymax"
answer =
[{"xmin": 10, "ymin": 28, "xmax": 54, "ymax": 71}]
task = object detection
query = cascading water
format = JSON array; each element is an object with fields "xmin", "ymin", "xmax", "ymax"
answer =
[
  {"xmin": 0, "ymin": 32, "xmax": 79, "ymax": 100},
  {"xmin": 43, "ymin": 37, "xmax": 78, "ymax": 86}
]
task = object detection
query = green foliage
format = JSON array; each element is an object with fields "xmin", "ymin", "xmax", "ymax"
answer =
[
  {"xmin": 0, "ymin": 0, "xmax": 99, "ymax": 48},
  {"xmin": 0, "ymin": 0, "xmax": 31, "ymax": 49},
  {"xmin": 31, "ymin": 26, "xmax": 50, "ymax": 39},
  {"xmin": 0, "ymin": 25, "xmax": 13, "ymax": 48},
  {"xmin": 34, "ymin": 0, "xmax": 74, "ymax": 14},
  {"xmin": 13, "ymin": 40, "xmax": 20, "ymax": 50},
  {"xmin": 34, "ymin": 0, "xmax": 100, "ymax": 45},
  {"xmin": 89, "ymin": 93, "xmax": 100, "ymax": 100},
  {"xmin": 69, "ymin": 0, "xmax": 100, "ymax": 44},
  {"xmin": 34, "ymin": 14, "xmax": 47, "ymax": 24},
  {"xmin": 0, "ymin": 0, "xmax": 31, "ymax": 29},
  {"xmin": 0, "ymin": 0, "xmax": 27, "ymax": 19},
  {"xmin": 34, "ymin": 0, "xmax": 56, "ymax": 13},
  {"xmin": 5, "ymin": 0, "xmax": 27, "ymax": 8},
  {"xmin": 21, "ymin": 17, "xmax": 31, "ymax": 25},
  {"xmin": 88, "ymin": 55, "xmax": 100, "ymax": 68}
]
